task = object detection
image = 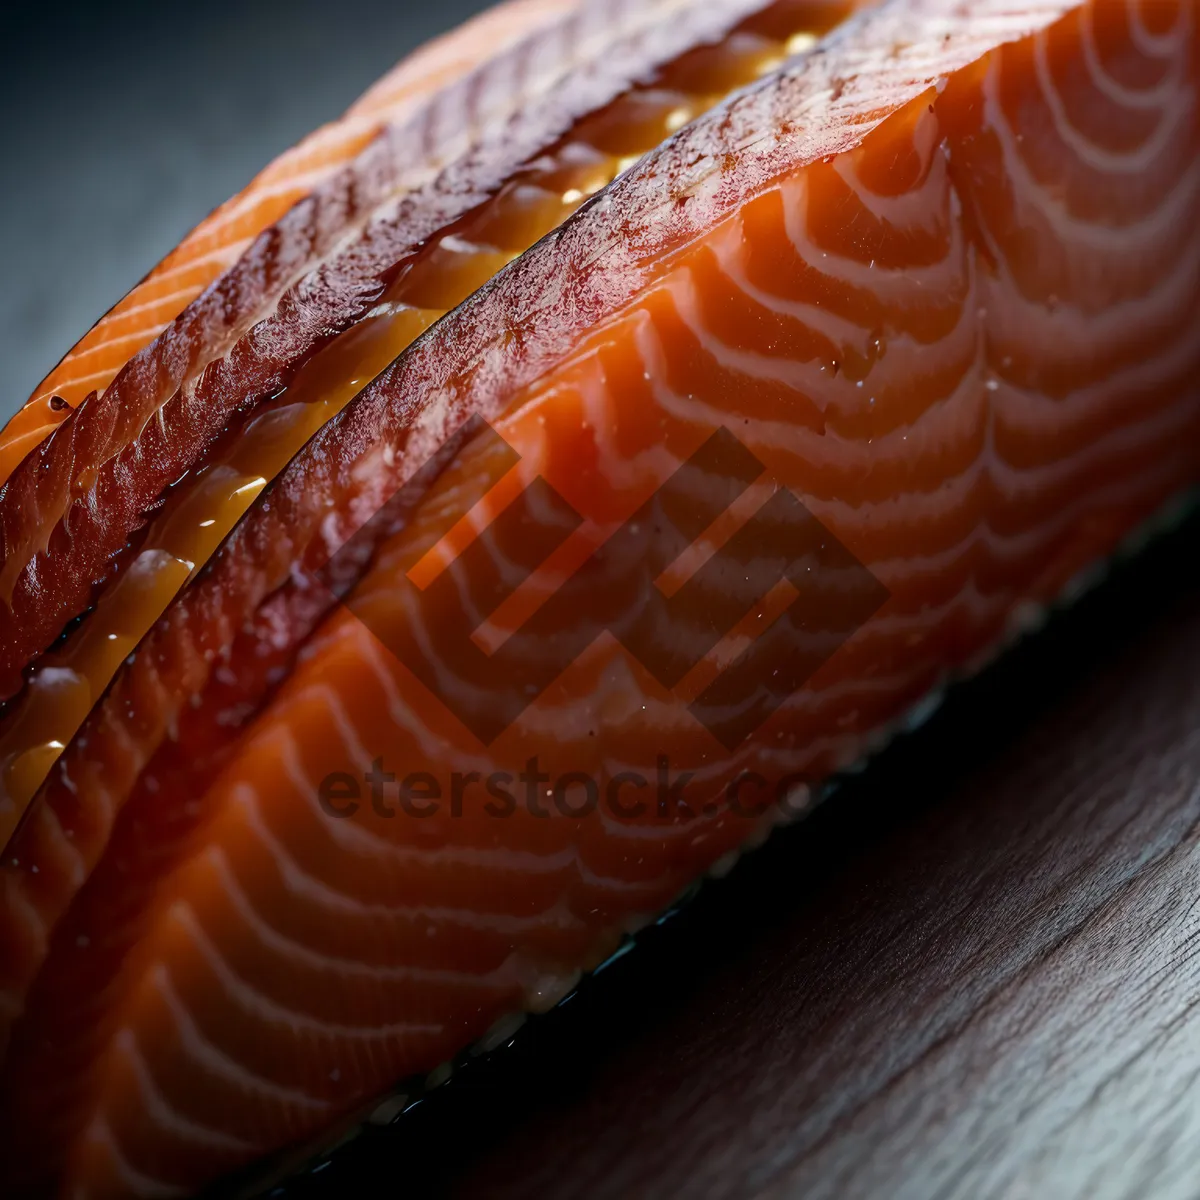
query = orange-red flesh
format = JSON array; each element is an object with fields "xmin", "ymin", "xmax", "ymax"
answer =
[
  {"xmin": 0, "ymin": 0, "xmax": 820, "ymax": 717},
  {"xmin": 0, "ymin": 0, "xmax": 577, "ymax": 481},
  {"xmin": 0, "ymin": 0, "xmax": 851, "ymax": 840}
]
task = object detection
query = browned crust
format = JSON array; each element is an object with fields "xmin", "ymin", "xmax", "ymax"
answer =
[
  {"xmin": 34, "ymin": 0, "xmax": 1075, "ymax": 830},
  {"xmin": 0, "ymin": 0, "xmax": 775, "ymax": 700}
]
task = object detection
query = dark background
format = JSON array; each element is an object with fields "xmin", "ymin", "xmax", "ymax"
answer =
[
  {"xmin": 4, "ymin": 5, "xmax": 1200, "ymax": 1198},
  {"xmin": 0, "ymin": 0, "xmax": 489, "ymax": 420}
]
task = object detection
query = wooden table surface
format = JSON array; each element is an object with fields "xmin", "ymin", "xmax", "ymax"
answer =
[{"xmin": 283, "ymin": 507, "xmax": 1200, "ymax": 1200}]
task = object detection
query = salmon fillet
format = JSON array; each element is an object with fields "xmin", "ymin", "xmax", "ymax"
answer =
[
  {"xmin": 0, "ymin": 0, "xmax": 575, "ymax": 488},
  {"xmin": 1, "ymin": 0, "xmax": 1198, "ymax": 1195},
  {"xmin": 0, "ymin": 0, "xmax": 832, "ymax": 834}
]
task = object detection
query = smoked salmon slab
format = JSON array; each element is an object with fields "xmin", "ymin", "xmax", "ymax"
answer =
[
  {"xmin": 1, "ymin": 0, "xmax": 1198, "ymax": 1195},
  {"xmin": 0, "ymin": 0, "xmax": 578, "ymax": 490},
  {"xmin": 0, "ymin": 0, "xmax": 837, "ymax": 827}
]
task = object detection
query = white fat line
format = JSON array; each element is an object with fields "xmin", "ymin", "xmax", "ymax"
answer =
[
  {"xmin": 166, "ymin": 900, "xmax": 446, "ymax": 1042},
  {"xmin": 239, "ymin": 763, "xmax": 579, "ymax": 881},
  {"xmin": 1032, "ymin": 24, "xmax": 1191, "ymax": 174},
  {"xmin": 246, "ymin": 798, "xmax": 587, "ymax": 939},
  {"xmin": 1127, "ymin": 0, "xmax": 1192, "ymax": 54},
  {"xmin": 151, "ymin": 963, "xmax": 336, "ymax": 1111},
  {"xmin": 203, "ymin": 843, "xmax": 574, "ymax": 986},
  {"xmin": 0, "ymin": 869, "xmax": 49, "ymax": 981},
  {"xmin": 1080, "ymin": 3, "xmax": 1187, "ymax": 107},
  {"xmin": 647, "ymin": 271, "xmax": 985, "ymax": 463},
  {"xmin": 982, "ymin": 53, "xmax": 1200, "ymax": 253},
  {"xmin": 709, "ymin": 216, "xmax": 954, "ymax": 354},
  {"xmin": 260, "ymin": 730, "xmax": 711, "ymax": 903},
  {"xmin": 109, "ymin": 1026, "xmax": 256, "ymax": 1153},
  {"xmin": 25, "ymin": 796, "xmax": 88, "ymax": 887},
  {"xmin": 778, "ymin": 173, "xmax": 968, "ymax": 297},
  {"xmin": 832, "ymin": 122, "xmax": 949, "ymax": 232},
  {"xmin": 74, "ymin": 1114, "xmax": 190, "ymax": 1199},
  {"xmin": 355, "ymin": 634, "xmax": 499, "ymax": 774},
  {"xmin": 186, "ymin": 160, "xmax": 351, "ymax": 236}
]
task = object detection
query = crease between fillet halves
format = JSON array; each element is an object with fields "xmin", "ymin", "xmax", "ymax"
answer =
[
  {"xmin": 0, "ymin": 0, "xmax": 798, "ymax": 685},
  {"xmin": 0, "ymin": 0, "xmax": 849, "ymax": 835},
  {"xmin": 0, "ymin": 0, "xmax": 581, "ymax": 489}
]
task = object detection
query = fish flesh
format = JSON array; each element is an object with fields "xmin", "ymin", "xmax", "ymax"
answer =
[
  {"xmin": 1, "ymin": 0, "xmax": 1198, "ymax": 1195},
  {"xmin": 0, "ymin": 0, "xmax": 575, "ymax": 489},
  {"xmin": 0, "ymin": 0, "xmax": 836, "ymax": 828}
]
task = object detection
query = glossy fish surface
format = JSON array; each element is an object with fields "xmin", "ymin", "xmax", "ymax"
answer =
[
  {"xmin": 0, "ymin": 0, "xmax": 1198, "ymax": 1195},
  {"xmin": 0, "ymin": 0, "xmax": 576, "ymax": 488},
  {"xmin": 0, "ymin": 0, "xmax": 846, "ymax": 835}
]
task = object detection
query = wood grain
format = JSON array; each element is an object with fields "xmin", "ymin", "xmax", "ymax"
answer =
[{"xmin": 279, "ymin": 509, "xmax": 1200, "ymax": 1200}]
